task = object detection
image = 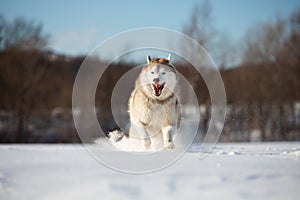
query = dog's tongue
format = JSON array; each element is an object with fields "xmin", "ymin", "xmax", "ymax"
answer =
[{"xmin": 153, "ymin": 84, "xmax": 163, "ymax": 96}]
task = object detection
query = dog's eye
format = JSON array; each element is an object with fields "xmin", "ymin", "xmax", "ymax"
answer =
[
  {"xmin": 161, "ymin": 72, "xmax": 166, "ymax": 75},
  {"xmin": 151, "ymin": 71, "xmax": 154, "ymax": 74}
]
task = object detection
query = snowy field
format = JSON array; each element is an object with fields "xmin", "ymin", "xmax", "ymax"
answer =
[{"xmin": 0, "ymin": 142, "xmax": 300, "ymax": 200}]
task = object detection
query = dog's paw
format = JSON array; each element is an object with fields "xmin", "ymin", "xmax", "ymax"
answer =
[
  {"xmin": 143, "ymin": 138, "xmax": 151, "ymax": 148},
  {"xmin": 108, "ymin": 130, "xmax": 125, "ymax": 143},
  {"xmin": 164, "ymin": 142, "xmax": 175, "ymax": 150}
]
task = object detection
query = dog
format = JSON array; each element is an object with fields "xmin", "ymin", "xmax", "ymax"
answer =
[{"xmin": 109, "ymin": 54, "xmax": 180, "ymax": 150}]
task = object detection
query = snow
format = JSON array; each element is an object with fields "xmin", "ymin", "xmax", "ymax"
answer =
[
  {"xmin": 0, "ymin": 142, "xmax": 300, "ymax": 200},
  {"xmin": 104, "ymin": 130, "xmax": 192, "ymax": 152}
]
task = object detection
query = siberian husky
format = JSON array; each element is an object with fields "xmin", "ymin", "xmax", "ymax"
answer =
[{"xmin": 109, "ymin": 54, "xmax": 180, "ymax": 151}]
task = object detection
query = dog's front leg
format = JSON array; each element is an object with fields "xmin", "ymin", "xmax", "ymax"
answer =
[
  {"xmin": 132, "ymin": 122, "xmax": 151, "ymax": 148},
  {"xmin": 162, "ymin": 125, "xmax": 175, "ymax": 149}
]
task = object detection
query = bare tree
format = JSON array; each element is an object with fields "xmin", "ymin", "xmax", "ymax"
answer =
[
  {"xmin": 0, "ymin": 17, "xmax": 49, "ymax": 142},
  {"xmin": 216, "ymin": 33, "xmax": 239, "ymax": 69},
  {"xmin": 0, "ymin": 17, "xmax": 48, "ymax": 51},
  {"xmin": 182, "ymin": 1, "xmax": 237, "ymax": 69},
  {"xmin": 183, "ymin": 0, "xmax": 216, "ymax": 51},
  {"xmin": 242, "ymin": 17, "xmax": 287, "ymax": 64}
]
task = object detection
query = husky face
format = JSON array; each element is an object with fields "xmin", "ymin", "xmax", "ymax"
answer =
[{"xmin": 138, "ymin": 55, "xmax": 177, "ymax": 100}]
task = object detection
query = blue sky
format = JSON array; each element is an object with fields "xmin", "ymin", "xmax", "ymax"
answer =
[{"xmin": 1, "ymin": 0, "xmax": 299, "ymax": 57}]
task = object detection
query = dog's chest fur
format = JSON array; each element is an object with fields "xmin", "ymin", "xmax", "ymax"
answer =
[{"xmin": 146, "ymin": 97, "xmax": 176, "ymax": 127}]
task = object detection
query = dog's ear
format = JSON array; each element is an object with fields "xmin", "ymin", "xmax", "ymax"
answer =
[
  {"xmin": 147, "ymin": 55, "xmax": 151, "ymax": 64},
  {"xmin": 167, "ymin": 54, "xmax": 172, "ymax": 62}
]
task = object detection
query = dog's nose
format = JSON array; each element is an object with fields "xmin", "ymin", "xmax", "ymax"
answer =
[{"xmin": 153, "ymin": 78, "xmax": 160, "ymax": 83}]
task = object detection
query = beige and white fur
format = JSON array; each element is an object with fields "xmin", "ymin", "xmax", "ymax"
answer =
[{"xmin": 109, "ymin": 54, "xmax": 180, "ymax": 151}]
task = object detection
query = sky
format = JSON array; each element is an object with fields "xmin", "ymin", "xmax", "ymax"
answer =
[{"xmin": 1, "ymin": 0, "xmax": 299, "ymax": 58}]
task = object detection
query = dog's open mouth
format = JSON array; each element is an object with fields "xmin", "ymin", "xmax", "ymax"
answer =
[{"xmin": 152, "ymin": 82, "xmax": 165, "ymax": 97}]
